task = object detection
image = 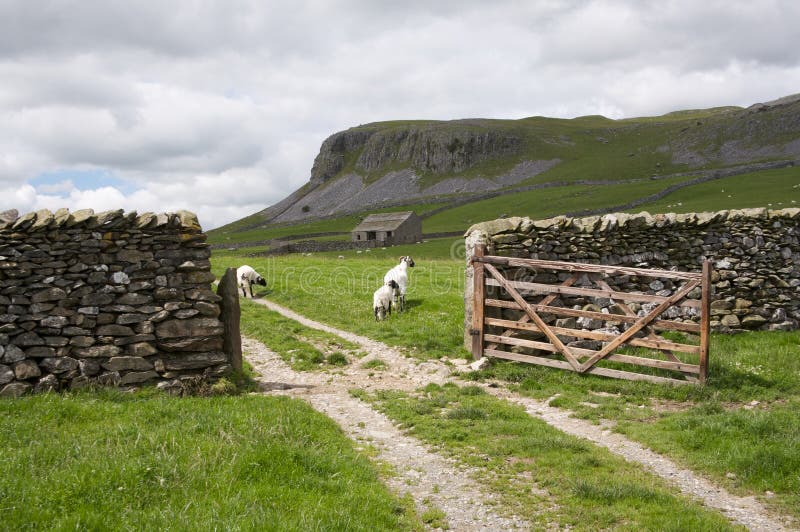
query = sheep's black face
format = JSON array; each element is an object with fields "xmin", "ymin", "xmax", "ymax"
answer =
[
  {"xmin": 256, "ymin": 277, "xmax": 267, "ymax": 286},
  {"xmin": 388, "ymin": 279, "xmax": 399, "ymax": 289},
  {"xmin": 402, "ymin": 256, "xmax": 415, "ymax": 267}
]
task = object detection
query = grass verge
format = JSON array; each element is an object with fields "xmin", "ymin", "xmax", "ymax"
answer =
[
  {"xmin": 358, "ymin": 383, "xmax": 737, "ymax": 530},
  {"xmin": 0, "ymin": 390, "xmax": 420, "ymax": 531},
  {"xmin": 240, "ymin": 298, "xmax": 364, "ymax": 370},
  {"xmin": 465, "ymin": 330, "xmax": 800, "ymax": 520}
]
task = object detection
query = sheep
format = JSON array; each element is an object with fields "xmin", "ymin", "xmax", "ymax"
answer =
[
  {"xmin": 236, "ymin": 265, "xmax": 267, "ymax": 298},
  {"xmin": 383, "ymin": 256, "xmax": 415, "ymax": 312},
  {"xmin": 373, "ymin": 279, "xmax": 399, "ymax": 321}
]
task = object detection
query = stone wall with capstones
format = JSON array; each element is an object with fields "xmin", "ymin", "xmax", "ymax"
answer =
[
  {"xmin": 0, "ymin": 208, "xmax": 227, "ymax": 398},
  {"xmin": 463, "ymin": 208, "xmax": 800, "ymax": 348}
]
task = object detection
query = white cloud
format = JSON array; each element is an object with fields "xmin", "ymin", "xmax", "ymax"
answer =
[{"xmin": 0, "ymin": 0, "xmax": 798, "ymax": 228}]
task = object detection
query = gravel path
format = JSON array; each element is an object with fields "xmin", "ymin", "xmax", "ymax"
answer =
[
  {"xmin": 250, "ymin": 297, "xmax": 794, "ymax": 532},
  {"xmin": 488, "ymin": 389, "xmax": 791, "ymax": 532},
  {"xmin": 243, "ymin": 336, "xmax": 530, "ymax": 531}
]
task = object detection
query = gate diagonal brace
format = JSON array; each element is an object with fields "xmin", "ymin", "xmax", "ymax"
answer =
[
  {"xmin": 592, "ymin": 275, "xmax": 698, "ymax": 382},
  {"xmin": 486, "ymin": 273, "xmax": 578, "ymax": 351},
  {"xmin": 577, "ymin": 279, "xmax": 701, "ymax": 373},
  {"xmin": 484, "ymin": 263, "xmax": 582, "ymax": 371}
]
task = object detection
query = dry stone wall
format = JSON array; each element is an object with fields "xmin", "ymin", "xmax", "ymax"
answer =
[
  {"xmin": 464, "ymin": 208, "xmax": 800, "ymax": 345},
  {"xmin": 0, "ymin": 208, "xmax": 227, "ymax": 397}
]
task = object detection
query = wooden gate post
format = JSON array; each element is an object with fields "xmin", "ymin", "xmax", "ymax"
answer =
[
  {"xmin": 699, "ymin": 259, "xmax": 711, "ymax": 383},
  {"xmin": 217, "ymin": 267, "xmax": 242, "ymax": 373},
  {"xmin": 471, "ymin": 244, "xmax": 486, "ymax": 360}
]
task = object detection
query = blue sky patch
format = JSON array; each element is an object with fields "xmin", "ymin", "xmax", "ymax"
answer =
[{"xmin": 31, "ymin": 169, "xmax": 139, "ymax": 195}]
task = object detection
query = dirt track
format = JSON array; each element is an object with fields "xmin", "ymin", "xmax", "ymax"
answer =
[{"xmin": 246, "ymin": 297, "xmax": 793, "ymax": 531}]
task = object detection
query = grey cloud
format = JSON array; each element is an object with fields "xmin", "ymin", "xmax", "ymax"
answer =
[{"xmin": 0, "ymin": 0, "xmax": 799, "ymax": 228}]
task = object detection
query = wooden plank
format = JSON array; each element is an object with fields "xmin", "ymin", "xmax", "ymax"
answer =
[
  {"xmin": 593, "ymin": 276, "xmax": 702, "ymax": 382},
  {"xmin": 699, "ymin": 259, "xmax": 711, "ymax": 384},
  {"xmin": 484, "ymin": 348, "xmax": 695, "ymax": 386},
  {"xmin": 474, "ymin": 256, "xmax": 702, "ymax": 281},
  {"xmin": 485, "ymin": 298, "xmax": 701, "ymax": 333},
  {"xmin": 471, "ymin": 243, "xmax": 486, "ymax": 360},
  {"xmin": 484, "ymin": 277, "xmax": 702, "ymax": 309},
  {"xmin": 484, "ymin": 317, "xmax": 701, "ymax": 355},
  {"xmin": 484, "ymin": 334, "xmax": 700, "ymax": 374},
  {"xmin": 485, "ymin": 274, "xmax": 579, "ymax": 351},
  {"xmin": 484, "ymin": 263, "xmax": 582, "ymax": 371},
  {"xmin": 577, "ymin": 279, "xmax": 701, "ymax": 373}
]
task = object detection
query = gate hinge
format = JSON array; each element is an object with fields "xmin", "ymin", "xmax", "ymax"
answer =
[{"xmin": 468, "ymin": 328, "xmax": 481, "ymax": 336}]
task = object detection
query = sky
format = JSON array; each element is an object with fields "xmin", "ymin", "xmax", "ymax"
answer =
[{"xmin": 1, "ymin": 1, "xmax": 799, "ymax": 230}]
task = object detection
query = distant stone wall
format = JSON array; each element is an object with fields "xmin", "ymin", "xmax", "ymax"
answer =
[
  {"xmin": 464, "ymin": 208, "xmax": 800, "ymax": 346},
  {"xmin": 0, "ymin": 208, "xmax": 228, "ymax": 397},
  {"xmin": 253, "ymin": 238, "xmax": 383, "ymax": 256}
]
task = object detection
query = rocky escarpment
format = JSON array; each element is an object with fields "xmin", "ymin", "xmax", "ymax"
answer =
[
  {"xmin": 310, "ymin": 121, "xmax": 523, "ymax": 183},
  {"xmin": 672, "ymin": 93, "xmax": 800, "ymax": 166},
  {"xmin": 228, "ymin": 94, "xmax": 800, "ymax": 231}
]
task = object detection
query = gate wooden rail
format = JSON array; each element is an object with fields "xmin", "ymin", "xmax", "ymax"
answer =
[{"xmin": 470, "ymin": 245, "xmax": 711, "ymax": 385}]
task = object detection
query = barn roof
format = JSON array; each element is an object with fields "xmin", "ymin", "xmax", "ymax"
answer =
[{"xmin": 352, "ymin": 211, "xmax": 416, "ymax": 232}]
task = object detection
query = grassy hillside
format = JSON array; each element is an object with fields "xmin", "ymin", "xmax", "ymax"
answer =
[
  {"xmin": 209, "ymin": 94, "xmax": 800, "ymax": 244},
  {"xmin": 210, "ymin": 165, "xmax": 800, "ymax": 249}
]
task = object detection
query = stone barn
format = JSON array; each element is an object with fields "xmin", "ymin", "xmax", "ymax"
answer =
[{"xmin": 351, "ymin": 211, "xmax": 422, "ymax": 246}]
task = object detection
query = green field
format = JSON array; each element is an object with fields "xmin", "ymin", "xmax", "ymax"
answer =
[
  {"xmin": 210, "ymin": 231, "xmax": 800, "ymax": 522},
  {"xmin": 422, "ymin": 175, "xmax": 692, "ymax": 233},
  {"xmin": 210, "ymin": 202, "xmax": 449, "ymax": 245},
  {"xmin": 0, "ymin": 390, "xmax": 419, "ymax": 531},
  {"xmin": 212, "ymin": 239, "xmax": 469, "ymax": 360},
  {"xmin": 629, "ymin": 166, "xmax": 800, "ymax": 214}
]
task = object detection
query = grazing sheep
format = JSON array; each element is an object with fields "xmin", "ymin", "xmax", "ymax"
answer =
[
  {"xmin": 383, "ymin": 256, "xmax": 415, "ymax": 312},
  {"xmin": 373, "ymin": 279, "xmax": 399, "ymax": 321},
  {"xmin": 236, "ymin": 265, "xmax": 266, "ymax": 298}
]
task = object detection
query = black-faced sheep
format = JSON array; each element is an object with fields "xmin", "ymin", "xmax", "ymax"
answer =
[
  {"xmin": 237, "ymin": 265, "xmax": 266, "ymax": 298},
  {"xmin": 383, "ymin": 256, "xmax": 414, "ymax": 312},
  {"xmin": 373, "ymin": 279, "xmax": 399, "ymax": 321}
]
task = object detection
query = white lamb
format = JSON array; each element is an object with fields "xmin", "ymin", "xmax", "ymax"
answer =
[
  {"xmin": 383, "ymin": 256, "xmax": 415, "ymax": 312},
  {"xmin": 373, "ymin": 279, "xmax": 399, "ymax": 321},
  {"xmin": 236, "ymin": 265, "xmax": 267, "ymax": 298}
]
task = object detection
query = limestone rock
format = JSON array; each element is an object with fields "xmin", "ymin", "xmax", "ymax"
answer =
[
  {"xmin": 2, "ymin": 345, "xmax": 25, "ymax": 364},
  {"xmin": 720, "ymin": 314, "xmax": 741, "ymax": 328},
  {"xmin": 31, "ymin": 287, "xmax": 68, "ymax": 303},
  {"xmin": 67, "ymin": 209, "xmax": 95, "ymax": 226},
  {"xmin": 79, "ymin": 358, "xmax": 102, "ymax": 377},
  {"xmin": 155, "ymin": 318, "xmax": 224, "ymax": 339},
  {"xmin": 102, "ymin": 356, "xmax": 153, "ymax": 372},
  {"xmin": 0, "ymin": 208, "xmax": 19, "ymax": 224},
  {"xmin": 741, "ymin": 314, "xmax": 768, "ymax": 329},
  {"xmin": 96, "ymin": 324, "xmax": 135, "ymax": 336},
  {"xmin": 34, "ymin": 374, "xmax": 59, "ymax": 393},
  {"xmin": 75, "ymin": 345, "xmax": 122, "ymax": 358},
  {"xmin": 120, "ymin": 370, "xmax": 159, "ymax": 385},
  {"xmin": 0, "ymin": 382, "xmax": 31, "ymax": 397},
  {"xmin": 13, "ymin": 360, "xmax": 41, "ymax": 380},
  {"xmin": 40, "ymin": 357, "xmax": 79, "ymax": 374},
  {"xmin": 157, "ymin": 352, "xmax": 228, "ymax": 370},
  {"xmin": 0, "ymin": 364, "xmax": 14, "ymax": 384}
]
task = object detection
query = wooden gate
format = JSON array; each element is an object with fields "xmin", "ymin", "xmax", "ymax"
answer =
[{"xmin": 470, "ymin": 245, "xmax": 711, "ymax": 385}]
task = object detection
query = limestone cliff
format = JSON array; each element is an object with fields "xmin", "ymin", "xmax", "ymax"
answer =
[
  {"xmin": 310, "ymin": 121, "xmax": 523, "ymax": 183},
  {"xmin": 226, "ymin": 94, "xmax": 800, "ymax": 230}
]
